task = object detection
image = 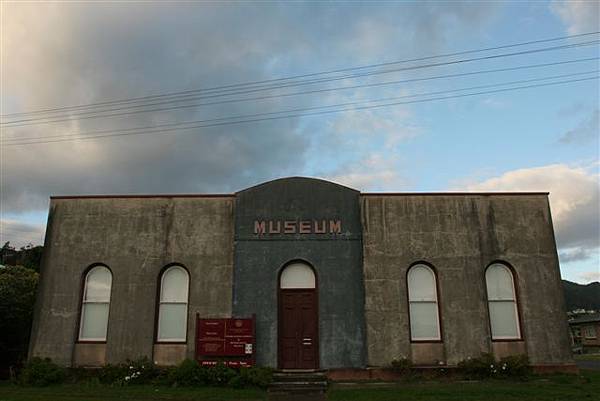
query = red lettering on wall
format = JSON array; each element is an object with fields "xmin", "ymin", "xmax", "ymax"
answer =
[
  {"xmin": 252, "ymin": 219, "xmax": 343, "ymax": 235},
  {"xmin": 254, "ymin": 221, "xmax": 266, "ymax": 235},
  {"xmin": 329, "ymin": 220, "xmax": 342, "ymax": 233},
  {"xmin": 269, "ymin": 220, "xmax": 281, "ymax": 234},
  {"xmin": 284, "ymin": 221, "xmax": 297, "ymax": 234},
  {"xmin": 299, "ymin": 221, "xmax": 311, "ymax": 234},
  {"xmin": 314, "ymin": 220, "xmax": 327, "ymax": 233}
]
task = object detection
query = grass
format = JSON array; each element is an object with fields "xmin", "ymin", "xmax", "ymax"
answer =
[
  {"xmin": 327, "ymin": 370, "xmax": 600, "ymax": 401},
  {"xmin": 575, "ymin": 353, "xmax": 600, "ymax": 361},
  {"xmin": 1, "ymin": 370, "xmax": 598, "ymax": 401},
  {"xmin": 0, "ymin": 382, "xmax": 266, "ymax": 401}
]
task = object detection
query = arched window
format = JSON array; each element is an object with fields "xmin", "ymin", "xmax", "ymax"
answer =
[
  {"xmin": 485, "ymin": 263, "xmax": 521, "ymax": 340},
  {"xmin": 79, "ymin": 265, "xmax": 112, "ymax": 341},
  {"xmin": 407, "ymin": 264, "xmax": 441, "ymax": 341},
  {"xmin": 280, "ymin": 262, "xmax": 316, "ymax": 289},
  {"xmin": 157, "ymin": 265, "xmax": 189, "ymax": 342}
]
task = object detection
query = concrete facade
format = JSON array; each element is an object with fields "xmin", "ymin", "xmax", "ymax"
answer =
[
  {"xmin": 361, "ymin": 194, "xmax": 573, "ymax": 367},
  {"xmin": 29, "ymin": 177, "xmax": 574, "ymax": 370},
  {"xmin": 29, "ymin": 197, "xmax": 234, "ymax": 366}
]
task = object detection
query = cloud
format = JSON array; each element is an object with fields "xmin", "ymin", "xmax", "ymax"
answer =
[
  {"xmin": 464, "ymin": 163, "xmax": 600, "ymax": 259},
  {"xmin": 559, "ymin": 247, "xmax": 592, "ymax": 263},
  {"xmin": 1, "ymin": 3, "xmax": 499, "ymax": 217},
  {"xmin": 0, "ymin": 219, "xmax": 46, "ymax": 248},
  {"xmin": 323, "ymin": 153, "xmax": 408, "ymax": 191},
  {"xmin": 578, "ymin": 271, "xmax": 600, "ymax": 283},
  {"xmin": 550, "ymin": 1, "xmax": 600, "ymax": 35},
  {"xmin": 559, "ymin": 109, "xmax": 600, "ymax": 144}
]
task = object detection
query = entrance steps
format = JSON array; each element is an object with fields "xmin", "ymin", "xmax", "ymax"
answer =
[{"xmin": 268, "ymin": 370, "xmax": 328, "ymax": 401}]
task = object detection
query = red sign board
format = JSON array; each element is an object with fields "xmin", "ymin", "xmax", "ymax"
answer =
[{"xmin": 196, "ymin": 315, "xmax": 256, "ymax": 367}]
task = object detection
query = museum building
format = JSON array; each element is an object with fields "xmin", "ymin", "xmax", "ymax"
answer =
[{"xmin": 28, "ymin": 177, "xmax": 575, "ymax": 372}]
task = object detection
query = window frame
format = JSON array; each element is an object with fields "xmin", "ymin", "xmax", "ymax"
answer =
[
  {"xmin": 155, "ymin": 264, "xmax": 190, "ymax": 344},
  {"xmin": 584, "ymin": 325, "xmax": 597, "ymax": 339},
  {"xmin": 77, "ymin": 264, "xmax": 113, "ymax": 343},
  {"xmin": 484, "ymin": 262, "xmax": 523, "ymax": 341},
  {"xmin": 406, "ymin": 262, "xmax": 442, "ymax": 342}
]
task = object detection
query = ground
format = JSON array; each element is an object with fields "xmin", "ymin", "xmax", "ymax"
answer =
[
  {"xmin": 0, "ymin": 370, "xmax": 598, "ymax": 401},
  {"xmin": 575, "ymin": 353, "xmax": 600, "ymax": 371}
]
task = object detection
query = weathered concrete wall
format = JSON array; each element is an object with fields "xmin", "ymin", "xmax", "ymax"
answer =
[
  {"xmin": 29, "ymin": 197, "xmax": 234, "ymax": 366},
  {"xmin": 73, "ymin": 344, "xmax": 106, "ymax": 366},
  {"xmin": 233, "ymin": 177, "xmax": 367, "ymax": 369},
  {"xmin": 362, "ymin": 194, "xmax": 573, "ymax": 366}
]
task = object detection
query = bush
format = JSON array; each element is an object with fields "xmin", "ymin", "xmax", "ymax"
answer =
[
  {"xmin": 167, "ymin": 359, "xmax": 205, "ymax": 386},
  {"xmin": 498, "ymin": 354, "xmax": 531, "ymax": 378},
  {"xmin": 0, "ymin": 266, "xmax": 39, "ymax": 374},
  {"xmin": 238, "ymin": 366, "xmax": 273, "ymax": 388},
  {"xmin": 390, "ymin": 358, "xmax": 412, "ymax": 375},
  {"xmin": 458, "ymin": 353, "xmax": 531, "ymax": 380},
  {"xmin": 205, "ymin": 362, "xmax": 237, "ymax": 386},
  {"xmin": 458, "ymin": 353, "xmax": 497, "ymax": 379},
  {"xmin": 19, "ymin": 358, "xmax": 66, "ymax": 386},
  {"xmin": 97, "ymin": 357, "xmax": 159, "ymax": 385}
]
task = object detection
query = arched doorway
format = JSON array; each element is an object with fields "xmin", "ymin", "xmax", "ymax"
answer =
[{"xmin": 278, "ymin": 261, "xmax": 319, "ymax": 369}]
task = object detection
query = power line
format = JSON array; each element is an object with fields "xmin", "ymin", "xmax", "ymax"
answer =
[
  {"xmin": 2, "ymin": 40, "xmax": 599, "ymax": 128},
  {"xmin": 2, "ymin": 31, "xmax": 599, "ymax": 120},
  {"xmin": 3, "ymin": 72, "xmax": 597, "ymax": 147},
  {"xmin": 8, "ymin": 70, "xmax": 595, "ymax": 142}
]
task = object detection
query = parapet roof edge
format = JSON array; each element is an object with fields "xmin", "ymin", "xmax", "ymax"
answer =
[
  {"xmin": 50, "ymin": 191, "xmax": 549, "ymax": 199},
  {"xmin": 50, "ymin": 194, "xmax": 235, "ymax": 199},
  {"xmin": 361, "ymin": 192, "xmax": 550, "ymax": 196}
]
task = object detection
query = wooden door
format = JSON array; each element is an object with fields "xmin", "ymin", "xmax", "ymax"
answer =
[{"xmin": 279, "ymin": 289, "xmax": 318, "ymax": 369}]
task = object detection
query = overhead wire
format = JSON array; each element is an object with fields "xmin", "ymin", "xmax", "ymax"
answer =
[
  {"xmin": 3, "ymin": 70, "xmax": 597, "ymax": 146},
  {"xmin": 2, "ymin": 54, "xmax": 599, "ymax": 128},
  {"xmin": 0, "ymin": 31, "xmax": 600, "ymax": 122}
]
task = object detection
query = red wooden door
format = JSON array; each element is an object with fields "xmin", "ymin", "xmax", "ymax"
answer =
[{"xmin": 279, "ymin": 289, "xmax": 318, "ymax": 369}]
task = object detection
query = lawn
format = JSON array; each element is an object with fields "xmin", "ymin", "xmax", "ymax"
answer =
[
  {"xmin": 328, "ymin": 370, "xmax": 600, "ymax": 401},
  {"xmin": 575, "ymin": 354, "xmax": 600, "ymax": 361},
  {"xmin": 0, "ymin": 383, "xmax": 267, "ymax": 401},
  {"xmin": 1, "ymin": 370, "xmax": 598, "ymax": 401}
]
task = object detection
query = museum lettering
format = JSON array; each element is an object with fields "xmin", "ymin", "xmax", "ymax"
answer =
[{"xmin": 253, "ymin": 219, "xmax": 342, "ymax": 235}]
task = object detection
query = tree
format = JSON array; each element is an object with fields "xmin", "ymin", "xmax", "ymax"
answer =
[{"xmin": 0, "ymin": 266, "xmax": 39, "ymax": 373}]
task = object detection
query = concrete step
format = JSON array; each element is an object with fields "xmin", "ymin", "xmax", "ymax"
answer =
[
  {"xmin": 272, "ymin": 374, "xmax": 328, "ymax": 382},
  {"xmin": 268, "ymin": 370, "xmax": 329, "ymax": 398},
  {"xmin": 269, "ymin": 381, "xmax": 328, "ymax": 388}
]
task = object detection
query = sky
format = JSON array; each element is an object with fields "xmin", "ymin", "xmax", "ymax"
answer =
[{"xmin": 1, "ymin": 1, "xmax": 599, "ymax": 284}]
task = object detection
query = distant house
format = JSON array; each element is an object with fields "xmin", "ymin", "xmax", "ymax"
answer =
[{"xmin": 569, "ymin": 313, "xmax": 600, "ymax": 353}]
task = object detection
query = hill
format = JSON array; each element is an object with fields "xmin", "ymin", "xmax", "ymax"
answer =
[{"xmin": 562, "ymin": 280, "xmax": 600, "ymax": 311}]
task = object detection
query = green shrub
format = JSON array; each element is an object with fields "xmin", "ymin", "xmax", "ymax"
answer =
[
  {"xmin": 458, "ymin": 353, "xmax": 531, "ymax": 380},
  {"xmin": 167, "ymin": 359, "xmax": 205, "ymax": 386},
  {"xmin": 498, "ymin": 354, "xmax": 531, "ymax": 378},
  {"xmin": 98, "ymin": 364, "xmax": 129, "ymax": 384},
  {"xmin": 457, "ymin": 353, "xmax": 496, "ymax": 379},
  {"xmin": 390, "ymin": 358, "xmax": 412, "ymax": 375},
  {"xmin": 19, "ymin": 357, "xmax": 66, "ymax": 386},
  {"xmin": 97, "ymin": 357, "xmax": 159, "ymax": 385},
  {"xmin": 227, "ymin": 375, "xmax": 244, "ymax": 388},
  {"xmin": 124, "ymin": 357, "xmax": 160, "ymax": 384},
  {"xmin": 239, "ymin": 366, "xmax": 274, "ymax": 388},
  {"xmin": 205, "ymin": 362, "xmax": 237, "ymax": 386}
]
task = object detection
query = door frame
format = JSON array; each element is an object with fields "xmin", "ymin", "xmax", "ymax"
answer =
[{"xmin": 277, "ymin": 260, "xmax": 319, "ymax": 370}]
